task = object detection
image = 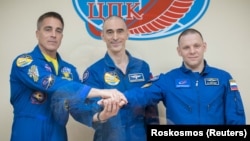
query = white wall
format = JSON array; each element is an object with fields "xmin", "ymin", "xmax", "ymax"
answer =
[{"xmin": 1, "ymin": 0, "xmax": 249, "ymax": 141}]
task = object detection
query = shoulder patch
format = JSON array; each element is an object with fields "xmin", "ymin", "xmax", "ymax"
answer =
[
  {"xmin": 82, "ymin": 70, "xmax": 89, "ymax": 82},
  {"xmin": 141, "ymin": 75, "xmax": 160, "ymax": 88},
  {"xmin": 16, "ymin": 54, "xmax": 33, "ymax": 67},
  {"xmin": 229, "ymin": 79, "xmax": 238, "ymax": 91},
  {"xmin": 150, "ymin": 75, "xmax": 160, "ymax": 82},
  {"xmin": 28, "ymin": 65, "xmax": 39, "ymax": 82}
]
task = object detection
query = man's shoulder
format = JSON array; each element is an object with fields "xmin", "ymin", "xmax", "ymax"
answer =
[
  {"xmin": 206, "ymin": 65, "xmax": 231, "ymax": 76},
  {"xmin": 87, "ymin": 58, "xmax": 106, "ymax": 69},
  {"xmin": 61, "ymin": 60, "xmax": 77, "ymax": 69},
  {"xmin": 13, "ymin": 51, "xmax": 34, "ymax": 67},
  {"xmin": 129, "ymin": 57, "xmax": 149, "ymax": 68}
]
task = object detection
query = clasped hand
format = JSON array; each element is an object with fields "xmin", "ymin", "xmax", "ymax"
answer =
[
  {"xmin": 96, "ymin": 89, "xmax": 127, "ymax": 122},
  {"xmin": 99, "ymin": 89, "xmax": 127, "ymax": 107}
]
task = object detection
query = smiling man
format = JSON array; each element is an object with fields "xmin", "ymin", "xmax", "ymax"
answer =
[{"xmin": 9, "ymin": 12, "xmax": 127, "ymax": 141}]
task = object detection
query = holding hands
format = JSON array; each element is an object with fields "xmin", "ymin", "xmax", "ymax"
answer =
[
  {"xmin": 90, "ymin": 88, "xmax": 127, "ymax": 122},
  {"xmin": 89, "ymin": 88, "xmax": 127, "ymax": 107}
]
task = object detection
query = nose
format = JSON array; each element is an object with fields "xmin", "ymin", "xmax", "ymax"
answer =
[
  {"xmin": 112, "ymin": 32, "xmax": 118, "ymax": 40},
  {"xmin": 51, "ymin": 30, "xmax": 56, "ymax": 37},
  {"xmin": 189, "ymin": 47, "xmax": 196, "ymax": 53}
]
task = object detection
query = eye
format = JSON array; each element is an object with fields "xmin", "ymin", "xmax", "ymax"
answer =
[
  {"xmin": 117, "ymin": 29, "xmax": 124, "ymax": 34},
  {"xmin": 107, "ymin": 31, "xmax": 113, "ymax": 34},
  {"xmin": 182, "ymin": 46, "xmax": 189, "ymax": 50},
  {"xmin": 106, "ymin": 30, "xmax": 114, "ymax": 35},
  {"xmin": 56, "ymin": 28, "xmax": 63, "ymax": 33},
  {"xmin": 44, "ymin": 27, "xmax": 52, "ymax": 31},
  {"xmin": 194, "ymin": 44, "xmax": 201, "ymax": 49}
]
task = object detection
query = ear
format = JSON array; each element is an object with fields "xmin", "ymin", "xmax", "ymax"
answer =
[
  {"xmin": 126, "ymin": 30, "xmax": 130, "ymax": 40},
  {"xmin": 101, "ymin": 31, "xmax": 104, "ymax": 41},
  {"xmin": 35, "ymin": 30, "xmax": 39, "ymax": 39},
  {"xmin": 203, "ymin": 41, "xmax": 207, "ymax": 52},
  {"xmin": 177, "ymin": 46, "xmax": 182, "ymax": 56}
]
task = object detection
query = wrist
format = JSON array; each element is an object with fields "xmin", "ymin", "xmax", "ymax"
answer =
[
  {"xmin": 88, "ymin": 88, "xmax": 99, "ymax": 98},
  {"xmin": 97, "ymin": 112, "xmax": 107, "ymax": 123}
]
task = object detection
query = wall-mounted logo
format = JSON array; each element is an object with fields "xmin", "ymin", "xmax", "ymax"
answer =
[{"xmin": 72, "ymin": 0, "xmax": 210, "ymax": 40}]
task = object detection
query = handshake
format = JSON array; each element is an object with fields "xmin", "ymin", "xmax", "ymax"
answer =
[{"xmin": 89, "ymin": 88, "xmax": 128, "ymax": 123}]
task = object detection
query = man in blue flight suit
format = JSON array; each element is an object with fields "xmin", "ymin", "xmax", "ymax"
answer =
[
  {"xmin": 123, "ymin": 28, "xmax": 246, "ymax": 125},
  {"xmin": 10, "ymin": 11, "xmax": 126, "ymax": 141},
  {"xmin": 78, "ymin": 15, "xmax": 159, "ymax": 141}
]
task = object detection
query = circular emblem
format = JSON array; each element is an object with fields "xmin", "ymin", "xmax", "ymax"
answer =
[
  {"xmin": 104, "ymin": 72, "xmax": 120, "ymax": 86},
  {"xmin": 30, "ymin": 91, "xmax": 47, "ymax": 104},
  {"xmin": 42, "ymin": 75, "xmax": 55, "ymax": 89}
]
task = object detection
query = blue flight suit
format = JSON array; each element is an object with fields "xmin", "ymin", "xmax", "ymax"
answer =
[
  {"xmin": 126, "ymin": 60, "xmax": 246, "ymax": 124},
  {"xmin": 80, "ymin": 51, "xmax": 159, "ymax": 141},
  {"xmin": 10, "ymin": 45, "xmax": 91, "ymax": 141}
]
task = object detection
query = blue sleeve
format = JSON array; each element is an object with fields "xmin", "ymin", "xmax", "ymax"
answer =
[
  {"xmin": 125, "ymin": 83, "xmax": 163, "ymax": 110},
  {"xmin": 67, "ymin": 68, "xmax": 103, "ymax": 127},
  {"xmin": 142, "ymin": 62, "xmax": 160, "ymax": 125},
  {"xmin": 224, "ymin": 75, "xmax": 246, "ymax": 124},
  {"xmin": 50, "ymin": 83, "xmax": 92, "ymax": 126}
]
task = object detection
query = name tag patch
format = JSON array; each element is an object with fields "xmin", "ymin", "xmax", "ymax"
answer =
[
  {"xmin": 204, "ymin": 78, "xmax": 219, "ymax": 85},
  {"xmin": 128, "ymin": 73, "xmax": 145, "ymax": 82}
]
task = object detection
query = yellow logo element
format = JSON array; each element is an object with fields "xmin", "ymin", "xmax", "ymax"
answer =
[
  {"xmin": 104, "ymin": 72, "xmax": 120, "ymax": 86},
  {"xmin": 61, "ymin": 67, "xmax": 73, "ymax": 80},
  {"xmin": 16, "ymin": 55, "xmax": 33, "ymax": 67}
]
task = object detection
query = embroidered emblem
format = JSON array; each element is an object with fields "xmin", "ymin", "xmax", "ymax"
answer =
[
  {"xmin": 204, "ymin": 78, "xmax": 219, "ymax": 85},
  {"xmin": 104, "ymin": 71, "xmax": 120, "ymax": 86},
  {"xmin": 30, "ymin": 91, "xmax": 47, "ymax": 104},
  {"xmin": 45, "ymin": 64, "xmax": 52, "ymax": 72},
  {"xmin": 42, "ymin": 74, "xmax": 55, "ymax": 89},
  {"xmin": 150, "ymin": 75, "xmax": 160, "ymax": 82},
  {"xmin": 16, "ymin": 54, "xmax": 33, "ymax": 67},
  {"xmin": 128, "ymin": 73, "xmax": 145, "ymax": 82},
  {"xmin": 82, "ymin": 70, "xmax": 89, "ymax": 82},
  {"xmin": 175, "ymin": 79, "xmax": 190, "ymax": 88},
  {"xmin": 28, "ymin": 65, "xmax": 39, "ymax": 82},
  {"xmin": 61, "ymin": 67, "xmax": 73, "ymax": 80},
  {"xmin": 229, "ymin": 79, "xmax": 238, "ymax": 91}
]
